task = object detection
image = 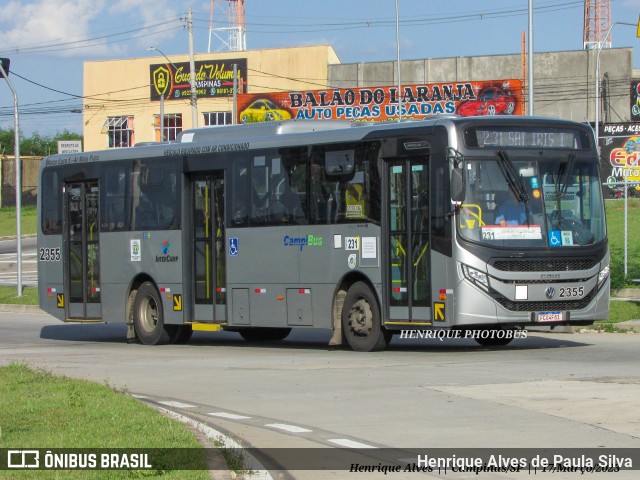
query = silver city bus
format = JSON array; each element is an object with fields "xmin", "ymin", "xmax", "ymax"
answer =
[{"xmin": 37, "ymin": 116, "xmax": 609, "ymax": 351}]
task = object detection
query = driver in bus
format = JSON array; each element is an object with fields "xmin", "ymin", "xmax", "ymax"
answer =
[{"xmin": 495, "ymin": 190, "xmax": 526, "ymax": 226}]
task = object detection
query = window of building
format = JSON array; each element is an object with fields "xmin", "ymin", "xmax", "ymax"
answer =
[
  {"xmin": 153, "ymin": 114, "xmax": 183, "ymax": 142},
  {"xmin": 203, "ymin": 111, "xmax": 232, "ymax": 126},
  {"xmin": 103, "ymin": 116, "xmax": 134, "ymax": 148}
]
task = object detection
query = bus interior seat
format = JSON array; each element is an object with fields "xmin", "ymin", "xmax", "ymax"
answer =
[{"xmin": 280, "ymin": 191, "xmax": 306, "ymax": 224}]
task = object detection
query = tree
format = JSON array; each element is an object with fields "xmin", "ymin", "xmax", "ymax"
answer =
[
  {"xmin": 0, "ymin": 128, "xmax": 83, "ymax": 156},
  {"xmin": 0, "ymin": 127, "xmax": 16, "ymax": 155}
]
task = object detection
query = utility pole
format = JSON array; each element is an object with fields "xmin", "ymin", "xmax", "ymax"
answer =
[
  {"xmin": 528, "ymin": 0, "xmax": 534, "ymax": 115},
  {"xmin": 395, "ymin": 0, "xmax": 402, "ymax": 122},
  {"xmin": 187, "ymin": 7, "xmax": 198, "ymax": 128},
  {"xmin": 232, "ymin": 63, "xmax": 238, "ymax": 125},
  {"xmin": 0, "ymin": 58, "xmax": 22, "ymax": 297}
]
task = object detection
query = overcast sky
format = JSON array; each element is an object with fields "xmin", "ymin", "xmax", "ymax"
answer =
[{"xmin": 1, "ymin": 0, "xmax": 639, "ymax": 137}]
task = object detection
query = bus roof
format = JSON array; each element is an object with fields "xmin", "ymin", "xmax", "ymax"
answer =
[{"xmin": 40, "ymin": 116, "xmax": 594, "ymax": 170}]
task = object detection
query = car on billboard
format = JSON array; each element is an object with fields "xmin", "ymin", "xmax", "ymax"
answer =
[
  {"xmin": 239, "ymin": 99, "xmax": 291, "ymax": 123},
  {"xmin": 457, "ymin": 86, "xmax": 517, "ymax": 117}
]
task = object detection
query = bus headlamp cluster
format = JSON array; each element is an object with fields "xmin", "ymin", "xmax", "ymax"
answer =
[
  {"xmin": 598, "ymin": 264, "xmax": 610, "ymax": 290},
  {"xmin": 461, "ymin": 264, "xmax": 490, "ymax": 292}
]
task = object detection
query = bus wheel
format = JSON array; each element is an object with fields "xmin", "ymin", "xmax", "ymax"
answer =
[
  {"xmin": 168, "ymin": 325, "xmax": 193, "ymax": 344},
  {"xmin": 342, "ymin": 282, "xmax": 389, "ymax": 352},
  {"xmin": 133, "ymin": 282, "xmax": 170, "ymax": 345},
  {"xmin": 474, "ymin": 331, "xmax": 514, "ymax": 347},
  {"xmin": 238, "ymin": 327, "xmax": 291, "ymax": 342}
]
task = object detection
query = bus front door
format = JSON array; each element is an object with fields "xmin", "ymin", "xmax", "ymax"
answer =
[
  {"xmin": 386, "ymin": 160, "xmax": 431, "ymax": 323},
  {"xmin": 192, "ymin": 173, "xmax": 226, "ymax": 322},
  {"xmin": 64, "ymin": 180, "xmax": 102, "ymax": 319}
]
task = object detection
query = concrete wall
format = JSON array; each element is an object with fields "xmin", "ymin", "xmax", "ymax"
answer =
[
  {"xmin": 329, "ymin": 48, "xmax": 633, "ymax": 123},
  {"xmin": 1, "ymin": 156, "xmax": 42, "ymax": 207}
]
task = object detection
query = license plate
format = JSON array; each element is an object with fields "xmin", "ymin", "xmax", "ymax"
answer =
[{"xmin": 537, "ymin": 311, "xmax": 564, "ymax": 322}]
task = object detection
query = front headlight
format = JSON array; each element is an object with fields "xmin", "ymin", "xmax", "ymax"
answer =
[
  {"xmin": 598, "ymin": 264, "xmax": 610, "ymax": 289},
  {"xmin": 462, "ymin": 264, "xmax": 490, "ymax": 292}
]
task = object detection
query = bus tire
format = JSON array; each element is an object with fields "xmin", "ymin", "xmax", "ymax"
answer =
[
  {"xmin": 342, "ymin": 281, "xmax": 389, "ymax": 352},
  {"xmin": 474, "ymin": 331, "xmax": 514, "ymax": 347},
  {"xmin": 238, "ymin": 327, "xmax": 291, "ymax": 342},
  {"xmin": 133, "ymin": 282, "xmax": 170, "ymax": 345}
]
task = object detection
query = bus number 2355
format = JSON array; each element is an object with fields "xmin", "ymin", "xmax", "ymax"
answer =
[{"xmin": 39, "ymin": 247, "xmax": 61, "ymax": 262}]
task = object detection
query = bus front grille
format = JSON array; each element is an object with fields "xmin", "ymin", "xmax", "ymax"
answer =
[
  {"xmin": 496, "ymin": 296, "xmax": 592, "ymax": 312},
  {"xmin": 491, "ymin": 258, "xmax": 597, "ymax": 272}
]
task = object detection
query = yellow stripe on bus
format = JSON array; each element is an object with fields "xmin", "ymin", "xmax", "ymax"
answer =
[{"xmin": 189, "ymin": 323, "xmax": 223, "ymax": 332}]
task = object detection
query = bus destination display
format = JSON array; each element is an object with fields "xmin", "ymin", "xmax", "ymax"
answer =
[{"xmin": 467, "ymin": 126, "xmax": 586, "ymax": 149}]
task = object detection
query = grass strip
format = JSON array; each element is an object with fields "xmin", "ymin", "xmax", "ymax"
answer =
[
  {"xmin": 0, "ymin": 206, "xmax": 36, "ymax": 237},
  {"xmin": 0, "ymin": 286, "xmax": 38, "ymax": 305},
  {"xmin": 0, "ymin": 363, "xmax": 209, "ymax": 479}
]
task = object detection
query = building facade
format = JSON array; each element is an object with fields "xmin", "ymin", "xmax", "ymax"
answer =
[
  {"xmin": 82, "ymin": 46, "xmax": 340, "ymax": 151},
  {"xmin": 82, "ymin": 46, "xmax": 634, "ymax": 150}
]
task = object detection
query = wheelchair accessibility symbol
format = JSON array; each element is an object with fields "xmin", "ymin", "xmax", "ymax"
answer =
[
  {"xmin": 229, "ymin": 237, "xmax": 239, "ymax": 256},
  {"xmin": 548, "ymin": 230, "xmax": 562, "ymax": 247}
]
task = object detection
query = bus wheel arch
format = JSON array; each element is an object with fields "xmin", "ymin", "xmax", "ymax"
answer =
[
  {"xmin": 130, "ymin": 276, "xmax": 170, "ymax": 345},
  {"xmin": 337, "ymin": 275, "xmax": 390, "ymax": 352}
]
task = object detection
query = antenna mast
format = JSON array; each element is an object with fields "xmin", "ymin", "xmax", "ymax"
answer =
[
  {"xmin": 208, "ymin": 0, "xmax": 246, "ymax": 52},
  {"xmin": 583, "ymin": 0, "xmax": 611, "ymax": 50}
]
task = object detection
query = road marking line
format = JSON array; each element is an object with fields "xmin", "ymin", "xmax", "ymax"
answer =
[
  {"xmin": 157, "ymin": 400, "xmax": 196, "ymax": 409},
  {"xmin": 207, "ymin": 412, "xmax": 251, "ymax": 420},
  {"xmin": 131, "ymin": 394, "xmax": 148, "ymax": 399},
  {"xmin": 159, "ymin": 408, "xmax": 273, "ymax": 480},
  {"xmin": 328, "ymin": 439, "xmax": 376, "ymax": 449},
  {"xmin": 265, "ymin": 423, "xmax": 312, "ymax": 433}
]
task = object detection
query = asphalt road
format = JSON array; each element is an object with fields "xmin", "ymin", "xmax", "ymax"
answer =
[
  {"xmin": 0, "ymin": 237, "xmax": 37, "ymax": 286},
  {"xmin": 2, "ymin": 311, "xmax": 640, "ymax": 471}
]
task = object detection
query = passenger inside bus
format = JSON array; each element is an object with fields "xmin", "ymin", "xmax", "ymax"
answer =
[
  {"xmin": 310, "ymin": 163, "xmax": 336, "ymax": 224},
  {"xmin": 495, "ymin": 190, "xmax": 526, "ymax": 226}
]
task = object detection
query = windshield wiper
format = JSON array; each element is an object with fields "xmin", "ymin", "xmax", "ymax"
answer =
[
  {"xmin": 559, "ymin": 153, "xmax": 576, "ymax": 197},
  {"xmin": 554, "ymin": 153, "xmax": 576, "ymax": 223},
  {"xmin": 497, "ymin": 150, "xmax": 530, "ymax": 225}
]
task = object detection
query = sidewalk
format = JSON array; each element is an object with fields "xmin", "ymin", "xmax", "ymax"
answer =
[{"xmin": 0, "ymin": 303, "xmax": 42, "ymax": 313}]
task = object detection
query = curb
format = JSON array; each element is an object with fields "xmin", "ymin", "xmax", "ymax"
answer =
[{"xmin": 0, "ymin": 304, "xmax": 43, "ymax": 314}]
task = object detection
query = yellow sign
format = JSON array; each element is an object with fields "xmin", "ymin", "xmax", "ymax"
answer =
[
  {"xmin": 152, "ymin": 65, "xmax": 171, "ymax": 97},
  {"xmin": 434, "ymin": 302, "xmax": 445, "ymax": 321},
  {"xmin": 173, "ymin": 294, "xmax": 182, "ymax": 311},
  {"xmin": 57, "ymin": 294, "xmax": 64, "ymax": 308}
]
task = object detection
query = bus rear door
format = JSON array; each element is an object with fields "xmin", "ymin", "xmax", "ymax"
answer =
[
  {"xmin": 63, "ymin": 180, "xmax": 102, "ymax": 319},
  {"xmin": 386, "ymin": 159, "xmax": 431, "ymax": 323},
  {"xmin": 192, "ymin": 173, "xmax": 227, "ymax": 322}
]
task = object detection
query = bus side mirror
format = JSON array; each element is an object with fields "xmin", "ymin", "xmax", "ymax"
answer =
[{"xmin": 451, "ymin": 167, "xmax": 465, "ymax": 202}]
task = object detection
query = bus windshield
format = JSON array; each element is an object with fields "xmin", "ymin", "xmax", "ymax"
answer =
[{"xmin": 457, "ymin": 154, "xmax": 606, "ymax": 248}]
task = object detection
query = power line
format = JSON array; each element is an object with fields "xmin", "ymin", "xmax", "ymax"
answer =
[{"xmin": 0, "ymin": 18, "xmax": 184, "ymax": 56}]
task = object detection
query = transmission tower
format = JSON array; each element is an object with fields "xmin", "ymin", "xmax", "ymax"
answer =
[
  {"xmin": 208, "ymin": 0, "xmax": 246, "ymax": 53},
  {"xmin": 583, "ymin": 0, "xmax": 611, "ymax": 50}
]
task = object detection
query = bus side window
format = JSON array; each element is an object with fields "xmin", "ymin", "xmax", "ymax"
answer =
[
  {"xmin": 41, "ymin": 169, "xmax": 62, "ymax": 235},
  {"xmin": 135, "ymin": 191, "xmax": 155, "ymax": 229},
  {"xmin": 343, "ymin": 182, "xmax": 368, "ymax": 220},
  {"xmin": 231, "ymin": 164, "xmax": 249, "ymax": 227},
  {"xmin": 100, "ymin": 166, "xmax": 128, "ymax": 232},
  {"xmin": 131, "ymin": 160, "xmax": 181, "ymax": 230},
  {"xmin": 310, "ymin": 161, "xmax": 336, "ymax": 224}
]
